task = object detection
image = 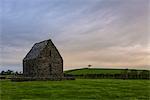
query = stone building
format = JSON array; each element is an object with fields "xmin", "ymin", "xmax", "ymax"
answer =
[{"xmin": 23, "ymin": 39, "xmax": 63, "ymax": 79}]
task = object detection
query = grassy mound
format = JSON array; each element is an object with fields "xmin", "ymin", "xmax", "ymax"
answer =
[{"xmin": 64, "ymin": 68, "xmax": 145, "ymax": 75}]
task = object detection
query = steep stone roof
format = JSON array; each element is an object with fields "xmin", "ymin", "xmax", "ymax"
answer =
[{"xmin": 23, "ymin": 40, "xmax": 49, "ymax": 60}]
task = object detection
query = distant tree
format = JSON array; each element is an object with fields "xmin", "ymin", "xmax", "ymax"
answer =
[
  {"xmin": 0, "ymin": 70, "xmax": 6, "ymax": 75},
  {"xmin": 88, "ymin": 64, "xmax": 92, "ymax": 68},
  {"xmin": 15, "ymin": 71, "xmax": 19, "ymax": 75},
  {"xmin": 19, "ymin": 71, "xmax": 23, "ymax": 74},
  {"xmin": 5, "ymin": 70, "xmax": 14, "ymax": 75}
]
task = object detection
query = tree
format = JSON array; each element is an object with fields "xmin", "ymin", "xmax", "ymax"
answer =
[
  {"xmin": 88, "ymin": 64, "xmax": 92, "ymax": 68},
  {"xmin": 15, "ymin": 71, "xmax": 19, "ymax": 75},
  {"xmin": 5, "ymin": 70, "xmax": 14, "ymax": 75},
  {"xmin": 0, "ymin": 71, "xmax": 6, "ymax": 75}
]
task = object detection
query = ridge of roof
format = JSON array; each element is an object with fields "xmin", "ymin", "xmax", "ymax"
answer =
[{"xmin": 36, "ymin": 39, "xmax": 51, "ymax": 44}]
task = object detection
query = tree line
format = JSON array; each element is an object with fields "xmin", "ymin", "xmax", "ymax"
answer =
[{"xmin": 0, "ymin": 70, "xmax": 22, "ymax": 75}]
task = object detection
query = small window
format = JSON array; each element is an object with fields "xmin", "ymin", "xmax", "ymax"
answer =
[
  {"xmin": 50, "ymin": 50, "xmax": 51, "ymax": 57},
  {"xmin": 49, "ymin": 64, "xmax": 52, "ymax": 74}
]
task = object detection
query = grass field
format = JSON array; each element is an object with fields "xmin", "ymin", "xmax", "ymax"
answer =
[{"xmin": 0, "ymin": 79, "xmax": 150, "ymax": 100}]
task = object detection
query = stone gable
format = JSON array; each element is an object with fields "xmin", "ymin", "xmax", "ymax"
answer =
[{"xmin": 23, "ymin": 39, "xmax": 63, "ymax": 79}]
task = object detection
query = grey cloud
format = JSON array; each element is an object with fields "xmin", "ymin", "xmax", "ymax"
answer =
[{"xmin": 1, "ymin": 0, "xmax": 149, "ymax": 71}]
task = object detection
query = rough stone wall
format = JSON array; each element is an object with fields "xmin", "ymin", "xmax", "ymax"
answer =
[
  {"xmin": 39, "ymin": 40, "xmax": 63, "ymax": 78},
  {"xmin": 23, "ymin": 40, "xmax": 63, "ymax": 79},
  {"xmin": 23, "ymin": 59, "xmax": 41, "ymax": 77}
]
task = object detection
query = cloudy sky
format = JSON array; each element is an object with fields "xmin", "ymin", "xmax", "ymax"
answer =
[{"xmin": 0, "ymin": 0, "xmax": 150, "ymax": 71}]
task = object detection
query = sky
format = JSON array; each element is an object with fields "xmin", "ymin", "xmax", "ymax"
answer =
[{"xmin": 0, "ymin": 0, "xmax": 150, "ymax": 71}]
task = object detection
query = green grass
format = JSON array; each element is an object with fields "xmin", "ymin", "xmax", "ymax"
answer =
[
  {"xmin": 0, "ymin": 79, "xmax": 150, "ymax": 100},
  {"xmin": 65, "ymin": 68, "xmax": 128, "ymax": 75}
]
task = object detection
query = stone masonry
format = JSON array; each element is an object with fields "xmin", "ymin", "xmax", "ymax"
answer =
[{"xmin": 23, "ymin": 39, "xmax": 63, "ymax": 79}]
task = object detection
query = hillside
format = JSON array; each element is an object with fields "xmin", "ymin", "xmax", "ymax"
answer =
[{"xmin": 64, "ymin": 68, "xmax": 148, "ymax": 75}]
